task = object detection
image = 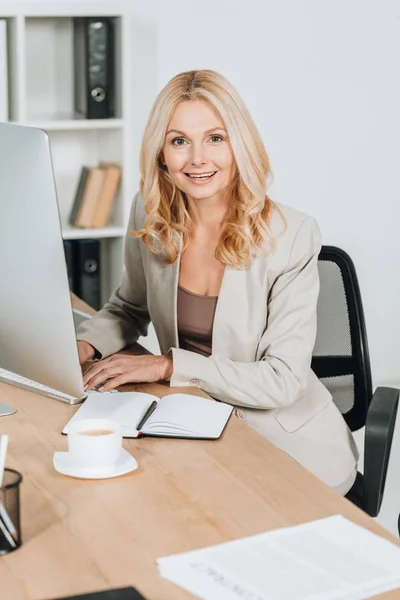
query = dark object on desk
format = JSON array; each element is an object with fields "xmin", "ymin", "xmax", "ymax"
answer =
[
  {"xmin": 52, "ymin": 586, "xmax": 147, "ymax": 599},
  {"xmin": 312, "ymin": 246, "xmax": 399, "ymax": 524},
  {"xmin": 73, "ymin": 239, "xmax": 101, "ymax": 310},
  {"xmin": 73, "ymin": 17, "xmax": 115, "ymax": 119}
]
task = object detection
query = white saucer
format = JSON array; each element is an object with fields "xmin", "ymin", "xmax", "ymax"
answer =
[{"xmin": 53, "ymin": 448, "xmax": 138, "ymax": 479}]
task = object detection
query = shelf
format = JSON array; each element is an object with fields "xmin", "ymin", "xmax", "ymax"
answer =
[
  {"xmin": 47, "ymin": 128, "xmax": 124, "ymax": 228},
  {"xmin": 0, "ymin": 3, "xmax": 128, "ymax": 18},
  {"xmin": 1, "ymin": 3, "xmax": 135, "ymax": 305},
  {"xmin": 24, "ymin": 118, "xmax": 125, "ymax": 131},
  {"xmin": 62, "ymin": 226, "xmax": 125, "ymax": 240},
  {"xmin": 24, "ymin": 16, "xmax": 123, "ymax": 122}
]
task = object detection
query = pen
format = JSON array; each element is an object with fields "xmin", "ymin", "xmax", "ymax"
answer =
[
  {"xmin": 0, "ymin": 512, "xmax": 16, "ymax": 549},
  {"xmin": 0, "ymin": 434, "xmax": 8, "ymax": 486},
  {"xmin": 137, "ymin": 400, "xmax": 158, "ymax": 432},
  {"xmin": 0, "ymin": 502, "xmax": 17, "ymax": 537}
]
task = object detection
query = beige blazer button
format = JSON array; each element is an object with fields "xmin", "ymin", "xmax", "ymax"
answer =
[
  {"xmin": 235, "ymin": 409, "xmax": 245, "ymax": 420},
  {"xmin": 190, "ymin": 378, "xmax": 200, "ymax": 386}
]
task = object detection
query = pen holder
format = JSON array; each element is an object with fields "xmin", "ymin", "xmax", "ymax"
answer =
[{"xmin": 0, "ymin": 468, "xmax": 22, "ymax": 554}]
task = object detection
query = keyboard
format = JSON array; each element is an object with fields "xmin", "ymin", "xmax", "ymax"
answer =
[{"xmin": 0, "ymin": 367, "xmax": 79, "ymax": 403}]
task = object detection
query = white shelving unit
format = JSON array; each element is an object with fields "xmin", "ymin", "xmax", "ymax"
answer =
[{"xmin": 0, "ymin": 2, "xmax": 134, "ymax": 303}]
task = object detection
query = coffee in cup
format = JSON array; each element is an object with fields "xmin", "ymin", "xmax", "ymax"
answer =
[{"xmin": 78, "ymin": 429, "xmax": 114, "ymax": 436}]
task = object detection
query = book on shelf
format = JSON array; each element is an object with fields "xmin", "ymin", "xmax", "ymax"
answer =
[
  {"xmin": 69, "ymin": 164, "xmax": 121, "ymax": 229},
  {"xmin": 93, "ymin": 162, "xmax": 122, "ymax": 228},
  {"xmin": 63, "ymin": 391, "xmax": 233, "ymax": 440},
  {"xmin": 69, "ymin": 166, "xmax": 90, "ymax": 227},
  {"xmin": 75, "ymin": 167, "xmax": 105, "ymax": 228},
  {"xmin": 0, "ymin": 20, "xmax": 8, "ymax": 122}
]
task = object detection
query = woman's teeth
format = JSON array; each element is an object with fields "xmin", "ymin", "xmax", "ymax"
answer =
[{"xmin": 186, "ymin": 171, "xmax": 217, "ymax": 181}]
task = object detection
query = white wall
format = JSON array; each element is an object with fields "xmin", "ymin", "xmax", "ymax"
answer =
[
  {"xmin": 19, "ymin": 0, "xmax": 400, "ymax": 384},
  {"xmin": 131, "ymin": 0, "xmax": 400, "ymax": 387}
]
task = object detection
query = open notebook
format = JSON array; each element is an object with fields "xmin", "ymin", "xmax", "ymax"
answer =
[{"xmin": 63, "ymin": 391, "xmax": 233, "ymax": 439}]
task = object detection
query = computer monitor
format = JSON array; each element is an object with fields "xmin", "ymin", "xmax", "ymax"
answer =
[{"xmin": 0, "ymin": 122, "xmax": 89, "ymax": 413}]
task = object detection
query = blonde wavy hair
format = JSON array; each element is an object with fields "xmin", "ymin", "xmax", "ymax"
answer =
[{"xmin": 134, "ymin": 69, "xmax": 280, "ymax": 267}]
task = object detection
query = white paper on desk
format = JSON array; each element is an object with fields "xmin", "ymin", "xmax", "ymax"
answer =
[{"xmin": 157, "ymin": 515, "xmax": 400, "ymax": 600}]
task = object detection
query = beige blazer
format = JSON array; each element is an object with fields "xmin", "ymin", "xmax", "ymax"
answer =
[{"xmin": 77, "ymin": 193, "xmax": 358, "ymax": 491}]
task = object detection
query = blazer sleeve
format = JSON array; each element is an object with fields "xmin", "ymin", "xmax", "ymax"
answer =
[
  {"xmin": 76, "ymin": 193, "xmax": 151, "ymax": 358},
  {"xmin": 169, "ymin": 216, "xmax": 321, "ymax": 409}
]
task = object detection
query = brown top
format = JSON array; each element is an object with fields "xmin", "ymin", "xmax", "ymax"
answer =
[{"xmin": 177, "ymin": 285, "xmax": 218, "ymax": 357}]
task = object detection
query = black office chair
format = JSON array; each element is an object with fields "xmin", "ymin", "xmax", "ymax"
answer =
[{"xmin": 312, "ymin": 246, "xmax": 399, "ymax": 522}]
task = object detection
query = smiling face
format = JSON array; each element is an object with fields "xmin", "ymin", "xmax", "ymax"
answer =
[{"xmin": 161, "ymin": 99, "xmax": 237, "ymax": 204}]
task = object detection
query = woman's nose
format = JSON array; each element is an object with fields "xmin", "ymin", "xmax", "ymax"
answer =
[{"xmin": 189, "ymin": 144, "xmax": 207, "ymax": 167}]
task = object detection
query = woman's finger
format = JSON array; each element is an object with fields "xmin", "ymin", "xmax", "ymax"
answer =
[
  {"xmin": 82, "ymin": 362, "xmax": 100, "ymax": 380},
  {"xmin": 99, "ymin": 374, "xmax": 130, "ymax": 392},
  {"xmin": 84, "ymin": 366, "xmax": 122, "ymax": 391},
  {"xmin": 82, "ymin": 356, "xmax": 123, "ymax": 385}
]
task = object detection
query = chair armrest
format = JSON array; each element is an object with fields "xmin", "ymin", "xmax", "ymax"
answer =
[{"xmin": 363, "ymin": 386, "xmax": 399, "ymax": 516}]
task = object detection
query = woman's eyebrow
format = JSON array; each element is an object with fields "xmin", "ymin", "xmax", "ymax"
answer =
[{"xmin": 166, "ymin": 127, "xmax": 227, "ymax": 136}]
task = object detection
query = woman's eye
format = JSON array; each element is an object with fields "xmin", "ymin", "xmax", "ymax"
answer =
[
  {"xmin": 172, "ymin": 138, "xmax": 186, "ymax": 146},
  {"xmin": 210, "ymin": 135, "xmax": 223, "ymax": 143}
]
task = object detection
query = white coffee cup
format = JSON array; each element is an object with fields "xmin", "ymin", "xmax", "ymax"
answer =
[{"xmin": 67, "ymin": 418, "xmax": 122, "ymax": 469}]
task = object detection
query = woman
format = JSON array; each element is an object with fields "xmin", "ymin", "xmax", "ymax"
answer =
[{"xmin": 77, "ymin": 69, "xmax": 358, "ymax": 494}]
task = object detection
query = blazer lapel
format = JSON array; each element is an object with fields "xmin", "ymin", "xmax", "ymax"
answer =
[
  {"xmin": 212, "ymin": 265, "xmax": 247, "ymax": 359},
  {"xmin": 212, "ymin": 256, "xmax": 267, "ymax": 362}
]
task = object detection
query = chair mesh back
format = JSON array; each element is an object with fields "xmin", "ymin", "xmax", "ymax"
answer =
[
  {"xmin": 314, "ymin": 261, "xmax": 355, "ymax": 415},
  {"xmin": 314, "ymin": 262, "xmax": 352, "ymax": 356},
  {"xmin": 312, "ymin": 247, "xmax": 373, "ymax": 431}
]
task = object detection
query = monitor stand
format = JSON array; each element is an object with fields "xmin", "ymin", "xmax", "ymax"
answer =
[{"xmin": 0, "ymin": 402, "xmax": 17, "ymax": 416}]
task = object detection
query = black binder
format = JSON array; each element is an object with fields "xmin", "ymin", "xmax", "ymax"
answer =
[
  {"xmin": 74, "ymin": 239, "xmax": 101, "ymax": 310},
  {"xmin": 73, "ymin": 17, "xmax": 115, "ymax": 119},
  {"xmin": 63, "ymin": 240, "xmax": 75, "ymax": 292},
  {"xmin": 51, "ymin": 586, "xmax": 147, "ymax": 599}
]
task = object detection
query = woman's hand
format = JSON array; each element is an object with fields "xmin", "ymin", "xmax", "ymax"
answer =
[
  {"xmin": 82, "ymin": 353, "xmax": 173, "ymax": 392},
  {"xmin": 77, "ymin": 340, "xmax": 96, "ymax": 365}
]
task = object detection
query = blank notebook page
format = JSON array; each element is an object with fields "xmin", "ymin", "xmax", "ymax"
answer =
[
  {"xmin": 142, "ymin": 394, "xmax": 232, "ymax": 437},
  {"xmin": 62, "ymin": 391, "xmax": 155, "ymax": 435}
]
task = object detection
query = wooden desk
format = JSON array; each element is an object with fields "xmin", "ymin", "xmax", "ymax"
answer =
[
  {"xmin": 0, "ymin": 300, "xmax": 399, "ymax": 599},
  {"xmin": 71, "ymin": 292, "xmax": 96, "ymax": 316}
]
